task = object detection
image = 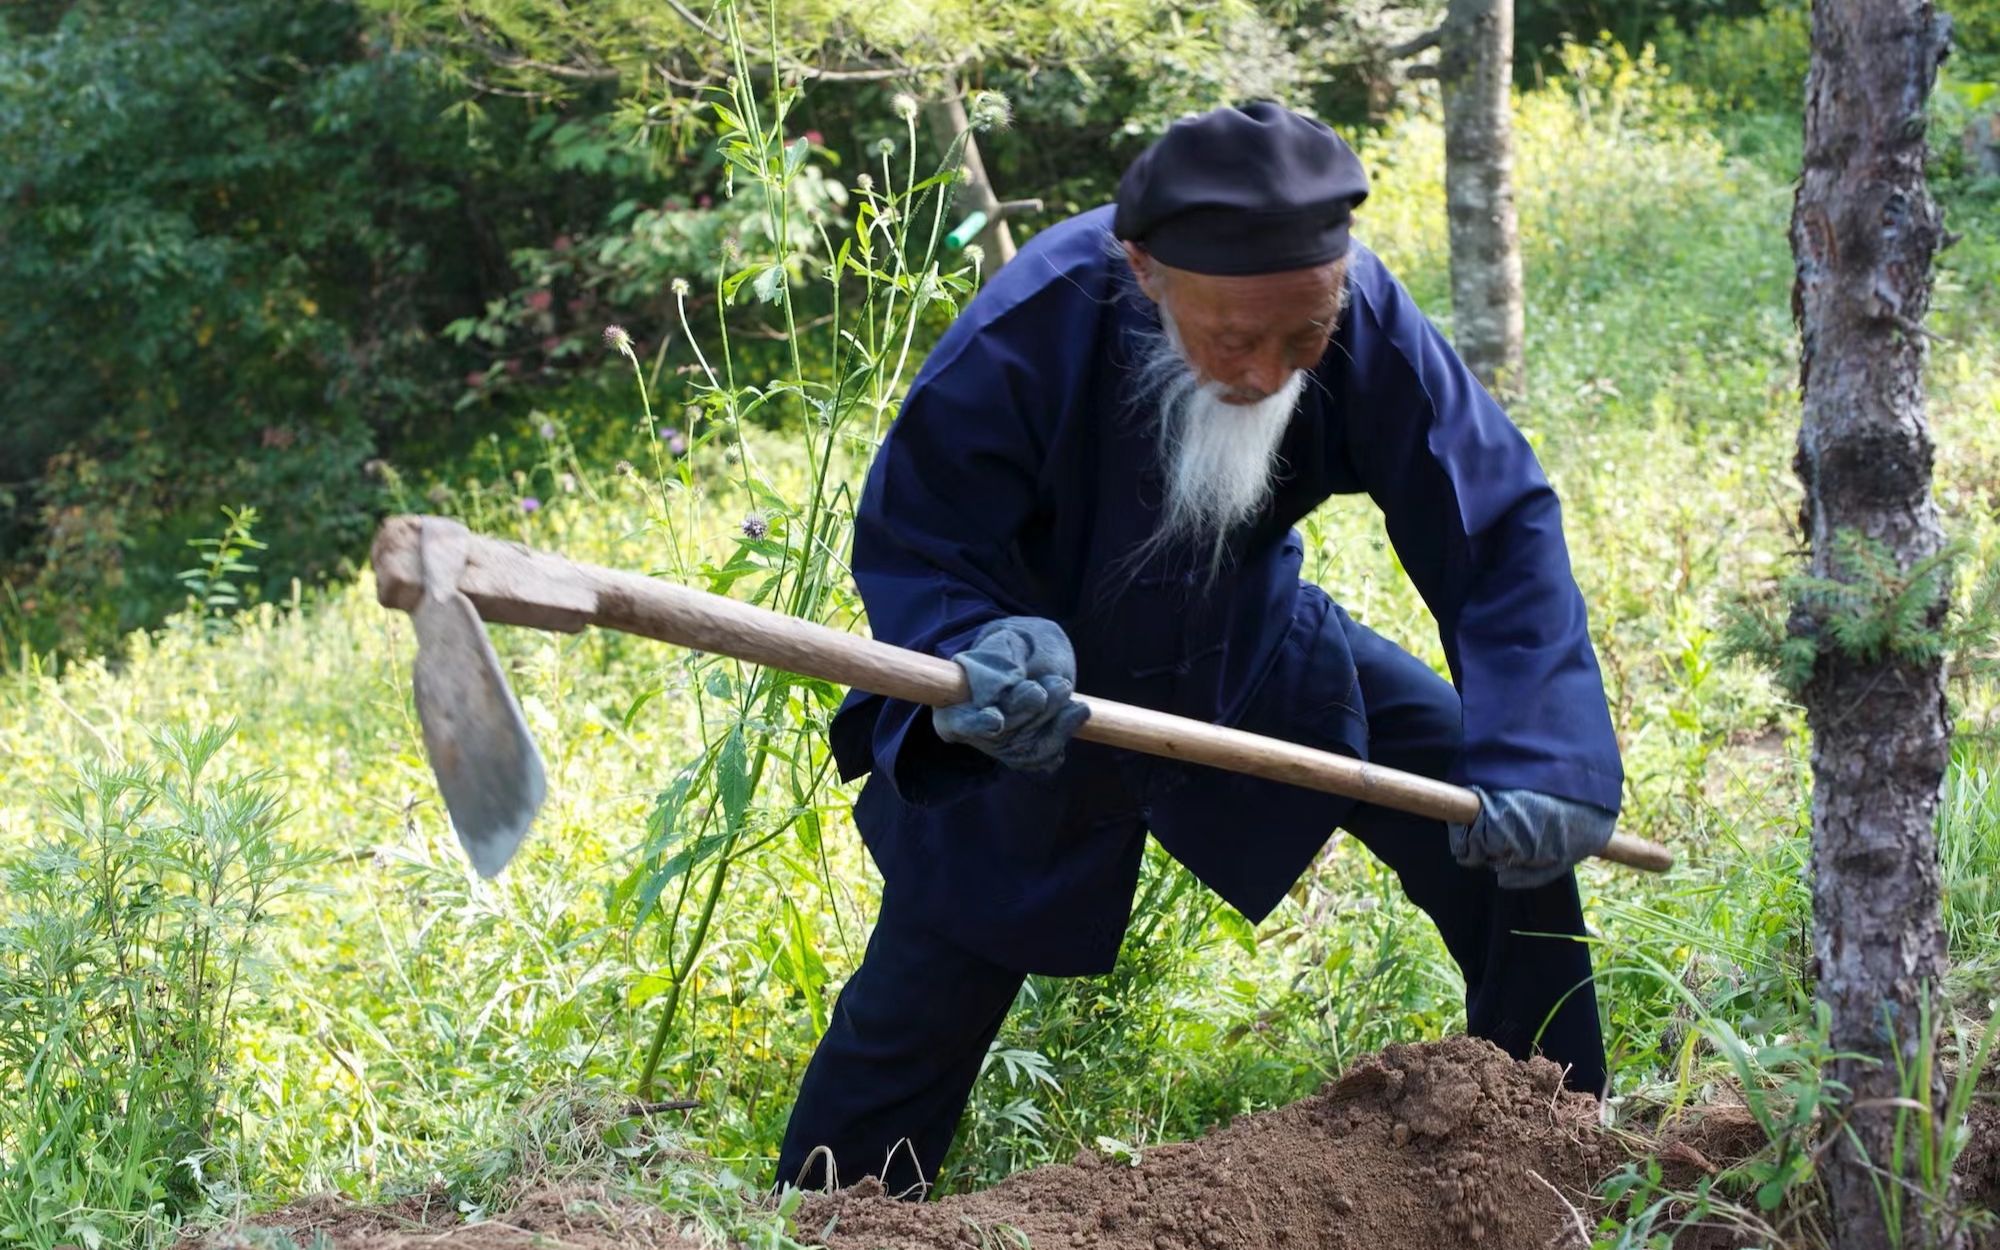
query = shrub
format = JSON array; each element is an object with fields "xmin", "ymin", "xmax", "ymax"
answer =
[{"xmin": 0, "ymin": 725, "xmax": 322, "ymax": 1249}]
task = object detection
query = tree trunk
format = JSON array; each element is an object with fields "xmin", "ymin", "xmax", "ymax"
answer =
[
  {"xmin": 1439, "ymin": 0, "xmax": 1524, "ymax": 399},
  {"xmin": 1790, "ymin": 3, "xmax": 1959, "ymax": 1248},
  {"xmin": 925, "ymin": 92, "xmax": 1015, "ymax": 267}
]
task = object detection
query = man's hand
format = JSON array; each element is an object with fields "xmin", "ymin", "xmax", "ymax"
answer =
[
  {"xmin": 1447, "ymin": 787, "xmax": 1616, "ymax": 889},
  {"xmin": 934, "ymin": 617, "xmax": 1090, "ymax": 773}
]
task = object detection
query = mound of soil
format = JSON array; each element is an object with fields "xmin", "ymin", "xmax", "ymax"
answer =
[
  {"xmin": 192, "ymin": 1038, "xmax": 2000, "ymax": 1249},
  {"xmin": 801, "ymin": 1035, "xmax": 1606, "ymax": 1250},
  {"xmin": 194, "ymin": 1183, "xmax": 708, "ymax": 1250}
]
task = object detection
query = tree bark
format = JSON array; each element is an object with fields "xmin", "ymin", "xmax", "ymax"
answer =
[
  {"xmin": 1790, "ymin": 3, "xmax": 1959, "ymax": 1248},
  {"xmin": 1439, "ymin": 0, "xmax": 1524, "ymax": 399},
  {"xmin": 925, "ymin": 92, "xmax": 1015, "ymax": 267}
]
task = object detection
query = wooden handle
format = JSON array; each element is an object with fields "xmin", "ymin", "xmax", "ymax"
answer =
[{"xmin": 373, "ymin": 516, "xmax": 1673, "ymax": 874}]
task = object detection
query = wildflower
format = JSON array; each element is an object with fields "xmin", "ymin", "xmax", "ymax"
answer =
[
  {"xmin": 741, "ymin": 513, "xmax": 769, "ymax": 541},
  {"xmin": 968, "ymin": 90, "xmax": 1012, "ymax": 132},
  {"xmin": 559, "ymin": 472, "xmax": 577, "ymax": 492},
  {"xmin": 698, "ymin": 194, "xmax": 713, "ymax": 208},
  {"xmin": 891, "ymin": 93, "xmax": 918, "ymax": 122},
  {"xmin": 604, "ymin": 324, "xmax": 633, "ymax": 351},
  {"xmin": 615, "ymin": 459, "xmax": 634, "ymax": 476},
  {"xmin": 538, "ymin": 420, "xmax": 556, "ymax": 441},
  {"xmin": 519, "ymin": 497, "xmax": 541, "ymax": 514},
  {"xmin": 526, "ymin": 289, "xmax": 553, "ymax": 312},
  {"xmin": 671, "ymin": 277, "xmax": 691, "ymax": 298},
  {"xmin": 856, "ymin": 172, "xmax": 874, "ymax": 192},
  {"xmin": 804, "ymin": 129, "xmax": 823, "ymax": 145},
  {"xmin": 874, "ymin": 137, "xmax": 895, "ymax": 158},
  {"xmin": 962, "ymin": 243, "xmax": 986, "ymax": 269},
  {"xmin": 661, "ymin": 427, "xmax": 688, "ymax": 456}
]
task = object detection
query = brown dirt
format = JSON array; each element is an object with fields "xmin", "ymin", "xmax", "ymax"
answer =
[
  {"xmin": 1966, "ymin": 1099, "xmax": 2000, "ymax": 1250},
  {"xmin": 191, "ymin": 1183, "xmax": 708, "ymax": 1250},
  {"xmin": 801, "ymin": 1035, "xmax": 1607, "ymax": 1250},
  {"xmin": 185, "ymin": 1040, "xmax": 2000, "ymax": 1250}
]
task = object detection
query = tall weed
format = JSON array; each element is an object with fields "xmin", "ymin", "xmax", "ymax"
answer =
[{"xmin": 0, "ymin": 724, "xmax": 322, "ymax": 1249}]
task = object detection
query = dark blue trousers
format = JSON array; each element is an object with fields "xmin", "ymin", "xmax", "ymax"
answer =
[{"xmin": 775, "ymin": 617, "xmax": 1606, "ymax": 1196}]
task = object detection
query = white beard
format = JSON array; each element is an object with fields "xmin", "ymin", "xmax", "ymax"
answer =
[{"xmin": 1125, "ymin": 306, "xmax": 1306, "ymax": 581}]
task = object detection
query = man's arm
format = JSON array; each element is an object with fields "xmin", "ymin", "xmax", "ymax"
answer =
[
  {"xmin": 835, "ymin": 274, "xmax": 1094, "ymax": 804},
  {"xmin": 1331, "ymin": 248, "xmax": 1623, "ymax": 815}
]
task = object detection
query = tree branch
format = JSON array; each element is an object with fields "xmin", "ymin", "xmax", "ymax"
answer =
[
  {"xmin": 1386, "ymin": 25, "xmax": 1444, "ymax": 60},
  {"xmin": 662, "ymin": 0, "xmax": 728, "ymax": 45}
]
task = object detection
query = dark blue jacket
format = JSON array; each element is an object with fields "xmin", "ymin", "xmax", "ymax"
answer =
[{"xmin": 827, "ymin": 206, "xmax": 1621, "ymax": 975}]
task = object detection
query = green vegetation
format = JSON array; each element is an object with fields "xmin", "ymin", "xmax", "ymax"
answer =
[{"xmin": 1, "ymin": 0, "xmax": 1998, "ymax": 1246}]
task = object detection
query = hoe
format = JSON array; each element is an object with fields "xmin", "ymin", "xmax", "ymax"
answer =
[{"xmin": 370, "ymin": 514, "xmax": 1673, "ymax": 879}]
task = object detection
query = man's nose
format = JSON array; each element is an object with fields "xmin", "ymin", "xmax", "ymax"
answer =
[{"xmin": 1236, "ymin": 349, "xmax": 1291, "ymax": 401}]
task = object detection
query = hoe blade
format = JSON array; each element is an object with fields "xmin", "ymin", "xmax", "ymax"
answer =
[{"xmin": 410, "ymin": 586, "xmax": 546, "ymax": 877}]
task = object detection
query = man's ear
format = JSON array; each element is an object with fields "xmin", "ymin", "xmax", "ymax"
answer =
[{"xmin": 1122, "ymin": 241, "xmax": 1165, "ymax": 304}]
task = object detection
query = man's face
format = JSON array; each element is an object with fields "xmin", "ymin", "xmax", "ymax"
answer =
[{"xmin": 1123, "ymin": 243, "xmax": 1343, "ymax": 404}]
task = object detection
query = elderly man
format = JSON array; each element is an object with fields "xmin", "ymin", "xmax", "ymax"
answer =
[{"xmin": 776, "ymin": 101, "xmax": 1623, "ymax": 1197}]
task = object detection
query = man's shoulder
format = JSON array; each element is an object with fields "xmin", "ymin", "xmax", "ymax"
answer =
[
  {"xmin": 965, "ymin": 205, "xmax": 1120, "ymax": 322},
  {"xmin": 917, "ymin": 206, "xmax": 1121, "ymax": 382}
]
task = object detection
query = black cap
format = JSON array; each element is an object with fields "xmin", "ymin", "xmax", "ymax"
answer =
[{"xmin": 1113, "ymin": 100, "xmax": 1370, "ymax": 276}]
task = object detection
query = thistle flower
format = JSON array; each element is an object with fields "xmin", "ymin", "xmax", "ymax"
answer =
[
  {"xmin": 968, "ymin": 90, "xmax": 1012, "ymax": 132},
  {"xmin": 519, "ymin": 496, "xmax": 541, "ymax": 514},
  {"xmin": 891, "ymin": 93, "xmax": 919, "ymax": 122},
  {"xmin": 661, "ymin": 427, "xmax": 688, "ymax": 456},
  {"xmin": 741, "ymin": 512, "xmax": 769, "ymax": 541},
  {"xmin": 603, "ymin": 324, "xmax": 633, "ymax": 352}
]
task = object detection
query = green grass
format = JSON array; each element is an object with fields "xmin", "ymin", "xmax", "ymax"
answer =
[{"xmin": 1, "ymin": 27, "xmax": 1998, "ymax": 1250}]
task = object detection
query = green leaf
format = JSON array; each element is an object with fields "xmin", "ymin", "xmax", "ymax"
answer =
[
  {"xmin": 752, "ymin": 264, "xmax": 785, "ymax": 305},
  {"xmin": 621, "ymin": 687, "xmax": 664, "ymax": 730},
  {"xmin": 704, "ymin": 668, "xmax": 733, "ymax": 701},
  {"xmin": 720, "ymin": 263, "xmax": 763, "ymax": 301},
  {"xmin": 717, "ymin": 725, "xmax": 750, "ymax": 834},
  {"xmin": 783, "ymin": 135, "xmax": 809, "ymax": 179}
]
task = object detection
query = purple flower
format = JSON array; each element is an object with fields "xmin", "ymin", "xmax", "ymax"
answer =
[
  {"xmin": 538, "ymin": 420, "xmax": 556, "ymax": 441},
  {"xmin": 741, "ymin": 513, "xmax": 769, "ymax": 540},
  {"xmin": 519, "ymin": 497, "xmax": 541, "ymax": 514},
  {"xmin": 662, "ymin": 427, "xmax": 688, "ymax": 456}
]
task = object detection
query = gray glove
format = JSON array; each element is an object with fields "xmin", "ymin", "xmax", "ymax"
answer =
[
  {"xmin": 933, "ymin": 617, "xmax": 1090, "ymax": 774},
  {"xmin": 1447, "ymin": 787, "xmax": 1616, "ymax": 890}
]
